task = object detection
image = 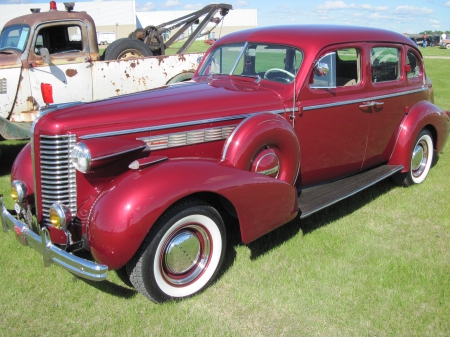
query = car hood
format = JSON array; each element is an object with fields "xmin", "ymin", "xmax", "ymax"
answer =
[
  {"xmin": 36, "ymin": 77, "xmax": 288, "ymax": 137},
  {"xmin": 0, "ymin": 50, "xmax": 22, "ymax": 69}
]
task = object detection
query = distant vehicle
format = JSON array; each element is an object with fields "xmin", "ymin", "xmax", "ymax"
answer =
[
  {"xmin": 204, "ymin": 38, "xmax": 217, "ymax": 45},
  {"xmin": 439, "ymin": 38, "xmax": 450, "ymax": 49}
]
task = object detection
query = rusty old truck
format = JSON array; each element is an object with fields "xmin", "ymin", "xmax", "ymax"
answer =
[{"xmin": 0, "ymin": 2, "xmax": 232, "ymax": 140}]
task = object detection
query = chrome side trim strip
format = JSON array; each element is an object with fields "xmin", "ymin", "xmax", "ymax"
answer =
[
  {"xmin": 138, "ymin": 125, "xmax": 236, "ymax": 150},
  {"xmin": 81, "ymin": 110, "xmax": 286, "ymax": 140},
  {"xmin": 303, "ymin": 86, "xmax": 427, "ymax": 111}
]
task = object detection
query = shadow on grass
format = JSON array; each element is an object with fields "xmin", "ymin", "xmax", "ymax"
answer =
[
  {"xmin": 246, "ymin": 178, "xmax": 397, "ymax": 260},
  {"xmin": 78, "ymin": 277, "xmax": 138, "ymax": 299},
  {"xmin": 0, "ymin": 140, "xmax": 28, "ymax": 176}
]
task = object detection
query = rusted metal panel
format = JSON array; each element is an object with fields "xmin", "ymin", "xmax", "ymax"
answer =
[
  {"xmin": 0, "ymin": 116, "xmax": 32, "ymax": 139},
  {"xmin": 0, "ymin": 67, "xmax": 22, "ymax": 119},
  {"xmin": 91, "ymin": 53, "xmax": 204, "ymax": 99}
]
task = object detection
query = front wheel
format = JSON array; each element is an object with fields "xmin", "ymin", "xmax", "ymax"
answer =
[
  {"xmin": 392, "ymin": 129, "xmax": 434, "ymax": 186},
  {"xmin": 127, "ymin": 199, "xmax": 226, "ymax": 303}
]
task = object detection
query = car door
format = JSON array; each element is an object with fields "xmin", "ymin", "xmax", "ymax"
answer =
[
  {"xmin": 26, "ymin": 21, "xmax": 93, "ymax": 107},
  {"xmin": 361, "ymin": 44, "xmax": 407, "ymax": 170},
  {"xmin": 296, "ymin": 46, "xmax": 370, "ymax": 187}
]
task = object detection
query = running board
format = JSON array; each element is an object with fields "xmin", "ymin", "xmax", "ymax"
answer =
[{"xmin": 298, "ymin": 165, "xmax": 404, "ymax": 219}]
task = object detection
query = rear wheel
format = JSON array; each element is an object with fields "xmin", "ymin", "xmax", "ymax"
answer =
[
  {"xmin": 392, "ymin": 129, "xmax": 434, "ymax": 186},
  {"xmin": 127, "ymin": 199, "xmax": 226, "ymax": 303},
  {"xmin": 103, "ymin": 38, "xmax": 153, "ymax": 60}
]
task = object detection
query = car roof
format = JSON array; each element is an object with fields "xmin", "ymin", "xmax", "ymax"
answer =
[{"xmin": 216, "ymin": 25, "xmax": 417, "ymax": 50}]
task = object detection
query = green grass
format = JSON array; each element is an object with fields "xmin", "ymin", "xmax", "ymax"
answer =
[{"xmin": 0, "ymin": 58, "xmax": 449, "ymax": 336}]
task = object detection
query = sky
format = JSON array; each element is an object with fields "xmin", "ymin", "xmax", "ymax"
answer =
[{"xmin": 1, "ymin": 0, "xmax": 449, "ymax": 34}]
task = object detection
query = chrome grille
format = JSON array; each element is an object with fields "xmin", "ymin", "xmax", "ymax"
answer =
[{"xmin": 39, "ymin": 135, "xmax": 77, "ymax": 225}]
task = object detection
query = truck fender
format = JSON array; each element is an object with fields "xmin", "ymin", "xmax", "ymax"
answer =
[
  {"xmin": 388, "ymin": 101, "xmax": 450, "ymax": 171},
  {"xmin": 221, "ymin": 113, "xmax": 300, "ymax": 185},
  {"xmin": 86, "ymin": 159, "xmax": 298, "ymax": 269}
]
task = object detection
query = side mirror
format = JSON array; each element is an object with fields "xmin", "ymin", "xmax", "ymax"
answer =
[
  {"xmin": 40, "ymin": 47, "xmax": 50, "ymax": 64},
  {"xmin": 314, "ymin": 62, "xmax": 329, "ymax": 77}
]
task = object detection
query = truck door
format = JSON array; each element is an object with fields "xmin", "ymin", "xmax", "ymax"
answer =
[{"xmin": 26, "ymin": 21, "xmax": 93, "ymax": 107}]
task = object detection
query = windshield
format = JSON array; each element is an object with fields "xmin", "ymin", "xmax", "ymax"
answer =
[
  {"xmin": 198, "ymin": 42, "xmax": 303, "ymax": 84},
  {"xmin": 0, "ymin": 25, "xmax": 30, "ymax": 52}
]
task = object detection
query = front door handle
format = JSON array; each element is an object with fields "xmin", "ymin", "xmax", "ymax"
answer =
[{"xmin": 359, "ymin": 101, "xmax": 385, "ymax": 109}]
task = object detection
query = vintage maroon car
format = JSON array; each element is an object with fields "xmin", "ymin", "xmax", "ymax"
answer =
[{"xmin": 1, "ymin": 25, "xmax": 449, "ymax": 303}]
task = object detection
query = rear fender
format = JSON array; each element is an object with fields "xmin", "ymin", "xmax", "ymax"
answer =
[
  {"xmin": 388, "ymin": 101, "xmax": 450, "ymax": 171},
  {"xmin": 86, "ymin": 159, "xmax": 298, "ymax": 269}
]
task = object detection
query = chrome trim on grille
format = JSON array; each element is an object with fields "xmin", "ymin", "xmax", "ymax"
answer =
[
  {"xmin": 39, "ymin": 135, "xmax": 77, "ymax": 226},
  {"xmin": 138, "ymin": 125, "xmax": 236, "ymax": 150},
  {"xmin": 80, "ymin": 111, "xmax": 286, "ymax": 140},
  {"xmin": 0, "ymin": 78, "xmax": 6, "ymax": 93}
]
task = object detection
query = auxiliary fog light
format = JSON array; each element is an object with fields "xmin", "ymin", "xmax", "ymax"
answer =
[
  {"xmin": 49, "ymin": 203, "xmax": 72, "ymax": 230},
  {"xmin": 11, "ymin": 180, "xmax": 28, "ymax": 203}
]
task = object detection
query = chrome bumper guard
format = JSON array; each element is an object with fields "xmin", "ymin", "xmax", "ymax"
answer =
[{"xmin": 0, "ymin": 196, "xmax": 107, "ymax": 281}]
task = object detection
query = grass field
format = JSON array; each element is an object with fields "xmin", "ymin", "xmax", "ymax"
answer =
[{"xmin": 0, "ymin": 52, "xmax": 449, "ymax": 336}]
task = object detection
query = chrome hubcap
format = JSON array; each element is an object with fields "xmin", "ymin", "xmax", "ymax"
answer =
[
  {"xmin": 411, "ymin": 140, "xmax": 428, "ymax": 177},
  {"xmin": 161, "ymin": 225, "xmax": 211, "ymax": 285},
  {"xmin": 165, "ymin": 230, "xmax": 201, "ymax": 274}
]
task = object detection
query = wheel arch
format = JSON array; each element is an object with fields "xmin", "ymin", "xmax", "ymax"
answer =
[
  {"xmin": 388, "ymin": 101, "xmax": 448, "ymax": 171},
  {"xmin": 86, "ymin": 159, "xmax": 297, "ymax": 270},
  {"xmin": 166, "ymin": 71, "xmax": 196, "ymax": 84}
]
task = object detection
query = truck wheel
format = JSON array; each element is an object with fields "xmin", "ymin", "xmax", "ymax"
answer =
[
  {"xmin": 127, "ymin": 199, "xmax": 226, "ymax": 303},
  {"xmin": 392, "ymin": 129, "xmax": 434, "ymax": 186},
  {"xmin": 103, "ymin": 38, "xmax": 153, "ymax": 60},
  {"xmin": 446, "ymin": 44, "xmax": 450, "ymax": 50}
]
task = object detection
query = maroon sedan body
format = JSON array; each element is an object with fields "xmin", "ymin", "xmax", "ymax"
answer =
[{"xmin": 2, "ymin": 25, "xmax": 449, "ymax": 303}]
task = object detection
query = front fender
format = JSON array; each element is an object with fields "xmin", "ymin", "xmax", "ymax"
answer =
[
  {"xmin": 87, "ymin": 159, "xmax": 298, "ymax": 269},
  {"xmin": 388, "ymin": 101, "xmax": 450, "ymax": 171}
]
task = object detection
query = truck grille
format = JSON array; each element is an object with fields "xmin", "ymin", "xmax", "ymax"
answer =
[
  {"xmin": 39, "ymin": 135, "xmax": 77, "ymax": 225},
  {"xmin": 0, "ymin": 78, "xmax": 6, "ymax": 93}
]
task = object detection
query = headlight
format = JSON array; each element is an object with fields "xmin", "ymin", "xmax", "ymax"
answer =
[
  {"xmin": 11, "ymin": 180, "xmax": 27, "ymax": 203},
  {"xmin": 49, "ymin": 203, "xmax": 72, "ymax": 230},
  {"xmin": 70, "ymin": 142, "xmax": 91, "ymax": 173}
]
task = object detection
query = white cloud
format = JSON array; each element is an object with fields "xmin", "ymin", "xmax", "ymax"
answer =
[
  {"xmin": 394, "ymin": 6, "xmax": 433, "ymax": 14},
  {"xmin": 235, "ymin": 0, "xmax": 248, "ymax": 8},
  {"xmin": 444, "ymin": 1, "xmax": 450, "ymax": 7},
  {"xmin": 183, "ymin": 3, "xmax": 204, "ymax": 10},
  {"xmin": 162, "ymin": 0, "xmax": 182, "ymax": 8},
  {"xmin": 136, "ymin": 1, "xmax": 156, "ymax": 11}
]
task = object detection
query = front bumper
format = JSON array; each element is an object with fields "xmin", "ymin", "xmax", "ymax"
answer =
[{"xmin": 1, "ymin": 196, "xmax": 107, "ymax": 281}]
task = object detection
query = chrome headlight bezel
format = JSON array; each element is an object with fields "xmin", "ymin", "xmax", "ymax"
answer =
[
  {"xmin": 11, "ymin": 180, "xmax": 28, "ymax": 204},
  {"xmin": 70, "ymin": 142, "xmax": 91, "ymax": 173},
  {"xmin": 49, "ymin": 203, "xmax": 72, "ymax": 230}
]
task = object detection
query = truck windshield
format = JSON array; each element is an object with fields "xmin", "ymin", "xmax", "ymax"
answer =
[
  {"xmin": 0, "ymin": 25, "xmax": 30, "ymax": 52},
  {"xmin": 198, "ymin": 42, "xmax": 303, "ymax": 84}
]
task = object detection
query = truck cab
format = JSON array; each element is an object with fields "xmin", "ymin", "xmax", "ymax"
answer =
[{"xmin": 0, "ymin": 2, "xmax": 100, "ymax": 139}]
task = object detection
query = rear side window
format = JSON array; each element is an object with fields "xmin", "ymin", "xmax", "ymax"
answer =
[
  {"xmin": 406, "ymin": 50, "xmax": 421, "ymax": 79},
  {"xmin": 371, "ymin": 47, "xmax": 400, "ymax": 83},
  {"xmin": 34, "ymin": 24, "xmax": 83, "ymax": 55}
]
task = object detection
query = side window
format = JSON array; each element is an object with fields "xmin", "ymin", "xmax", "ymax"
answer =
[
  {"xmin": 311, "ymin": 48, "xmax": 360, "ymax": 88},
  {"xmin": 406, "ymin": 50, "xmax": 421, "ymax": 79},
  {"xmin": 371, "ymin": 47, "xmax": 400, "ymax": 83},
  {"xmin": 34, "ymin": 24, "xmax": 83, "ymax": 55}
]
